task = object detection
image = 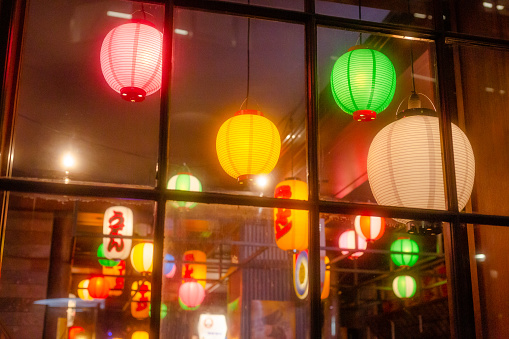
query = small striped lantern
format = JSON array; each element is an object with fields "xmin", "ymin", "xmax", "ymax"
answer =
[
  {"xmin": 354, "ymin": 215, "xmax": 385, "ymax": 242},
  {"xmin": 77, "ymin": 279, "xmax": 94, "ymax": 301},
  {"xmin": 163, "ymin": 253, "xmax": 176, "ymax": 278},
  {"xmin": 179, "ymin": 281, "xmax": 205, "ymax": 310},
  {"xmin": 130, "ymin": 242, "xmax": 154, "ymax": 274},
  {"xmin": 339, "ymin": 230, "xmax": 367, "ymax": 259},
  {"xmin": 97, "ymin": 243, "xmax": 120, "ymax": 267},
  {"xmin": 167, "ymin": 172, "xmax": 202, "ymax": 209},
  {"xmin": 274, "ymin": 178, "xmax": 308, "ymax": 251},
  {"xmin": 132, "ymin": 331, "xmax": 149, "ymax": 339},
  {"xmin": 330, "ymin": 46, "xmax": 396, "ymax": 121},
  {"xmin": 182, "ymin": 250, "xmax": 207, "ymax": 288},
  {"xmin": 392, "ymin": 275, "xmax": 417, "ymax": 298},
  {"xmin": 216, "ymin": 109, "xmax": 281, "ymax": 184},
  {"xmin": 100, "ymin": 20, "xmax": 163, "ymax": 102},
  {"xmin": 88, "ymin": 276, "xmax": 110, "ymax": 299},
  {"xmin": 367, "ymin": 115, "xmax": 475, "ymax": 223},
  {"xmin": 390, "ymin": 238, "xmax": 420, "ymax": 267},
  {"xmin": 131, "ymin": 280, "xmax": 151, "ymax": 319}
]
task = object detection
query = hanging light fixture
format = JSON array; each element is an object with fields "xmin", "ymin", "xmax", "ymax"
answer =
[
  {"xmin": 354, "ymin": 215, "xmax": 385, "ymax": 242},
  {"xmin": 392, "ymin": 275, "xmax": 417, "ymax": 299},
  {"xmin": 338, "ymin": 230, "xmax": 367, "ymax": 259},
  {"xmin": 390, "ymin": 238, "xmax": 420, "ymax": 267},
  {"xmin": 130, "ymin": 242, "xmax": 154, "ymax": 274},
  {"xmin": 87, "ymin": 276, "xmax": 110, "ymax": 299},
  {"xmin": 100, "ymin": 19, "xmax": 163, "ymax": 102},
  {"xmin": 167, "ymin": 171, "xmax": 202, "ymax": 210},
  {"xmin": 367, "ymin": 95, "xmax": 475, "ymax": 226},
  {"xmin": 274, "ymin": 178, "xmax": 308, "ymax": 251}
]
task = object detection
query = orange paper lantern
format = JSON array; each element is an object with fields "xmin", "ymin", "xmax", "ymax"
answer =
[
  {"xmin": 88, "ymin": 276, "xmax": 110, "ymax": 299},
  {"xmin": 354, "ymin": 215, "xmax": 385, "ymax": 242},
  {"xmin": 182, "ymin": 250, "xmax": 207, "ymax": 288},
  {"xmin": 131, "ymin": 280, "xmax": 151, "ymax": 319}
]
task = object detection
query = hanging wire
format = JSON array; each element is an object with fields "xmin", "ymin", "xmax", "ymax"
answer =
[
  {"xmin": 407, "ymin": 0, "xmax": 416, "ymax": 93},
  {"xmin": 141, "ymin": 3, "xmax": 147, "ymax": 20},
  {"xmin": 246, "ymin": 18, "xmax": 250, "ymax": 109},
  {"xmin": 358, "ymin": 0, "xmax": 363, "ymax": 44}
]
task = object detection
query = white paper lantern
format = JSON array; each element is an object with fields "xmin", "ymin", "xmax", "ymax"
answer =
[
  {"xmin": 338, "ymin": 230, "xmax": 367, "ymax": 259},
  {"xmin": 367, "ymin": 115, "xmax": 475, "ymax": 222}
]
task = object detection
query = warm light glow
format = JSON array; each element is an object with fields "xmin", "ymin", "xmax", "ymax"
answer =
[
  {"xmin": 174, "ymin": 28, "xmax": 189, "ymax": 35},
  {"xmin": 216, "ymin": 110, "xmax": 281, "ymax": 182},
  {"xmin": 130, "ymin": 242, "xmax": 154, "ymax": 273},
  {"xmin": 131, "ymin": 280, "xmax": 151, "ymax": 319},
  {"xmin": 106, "ymin": 11, "xmax": 132, "ymax": 19},
  {"xmin": 103, "ymin": 206, "xmax": 133, "ymax": 260},
  {"xmin": 293, "ymin": 250, "xmax": 309, "ymax": 299},
  {"xmin": 367, "ymin": 115, "xmax": 475, "ymax": 223},
  {"xmin": 62, "ymin": 153, "xmax": 75, "ymax": 169},
  {"xmin": 103, "ymin": 260, "xmax": 125, "ymax": 297},
  {"xmin": 331, "ymin": 47, "xmax": 396, "ymax": 121},
  {"xmin": 483, "ymin": 2, "xmax": 493, "ymax": 8},
  {"xmin": 338, "ymin": 230, "xmax": 367, "ymax": 259},
  {"xmin": 198, "ymin": 314, "xmax": 228, "ymax": 339},
  {"xmin": 179, "ymin": 281, "xmax": 205, "ymax": 309},
  {"xmin": 87, "ymin": 276, "xmax": 110, "ymax": 299},
  {"xmin": 132, "ymin": 331, "xmax": 149, "ymax": 339},
  {"xmin": 255, "ymin": 175, "xmax": 269, "ymax": 188},
  {"xmin": 274, "ymin": 178, "xmax": 308, "ymax": 251},
  {"xmin": 100, "ymin": 21, "xmax": 163, "ymax": 102},
  {"xmin": 392, "ymin": 275, "xmax": 417, "ymax": 298},
  {"xmin": 182, "ymin": 250, "xmax": 207, "ymax": 288},
  {"xmin": 77, "ymin": 279, "xmax": 93, "ymax": 301},
  {"xmin": 97, "ymin": 243, "xmax": 120, "ymax": 267},
  {"xmin": 390, "ymin": 238, "xmax": 420, "ymax": 267},
  {"xmin": 167, "ymin": 172, "xmax": 202, "ymax": 209},
  {"xmin": 354, "ymin": 215, "xmax": 385, "ymax": 242}
]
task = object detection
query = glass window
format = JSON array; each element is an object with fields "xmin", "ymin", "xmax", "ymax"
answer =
[
  {"xmin": 0, "ymin": 193, "xmax": 155, "ymax": 338},
  {"xmin": 201, "ymin": 0, "xmax": 304, "ymax": 11},
  {"xmin": 452, "ymin": 0, "xmax": 509, "ymax": 39},
  {"xmin": 10, "ymin": 0, "xmax": 164, "ymax": 186},
  {"xmin": 161, "ymin": 202, "xmax": 310, "ymax": 338},
  {"xmin": 315, "ymin": 0, "xmax": 434, "ymax": 29},
  {"xmin": 169, "ymin": 10, "xmax": 307, "ymax": 196}
]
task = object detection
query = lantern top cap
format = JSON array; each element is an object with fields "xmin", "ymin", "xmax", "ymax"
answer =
[
  {"xmin": 283, "ymin": 177, "xmax": 304, "ymax": 182},
  {"xmin": 128, "ymin": 18, "xmax": 157, "ymax": 28},
  {"xmin": 234, "ymin": 109, "xmax": 264, "ymax": 117},
  {"xmin": 347, "ymin": 45, "xmax": 369, "ymax": 52}
]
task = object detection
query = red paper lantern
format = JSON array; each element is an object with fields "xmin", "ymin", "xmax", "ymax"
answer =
[
  {"xmin": 354, "ymin": 215, "xmax": 385, "ymax": 242},
  {"xmin": 69, "ymin": 326, "xmax": 85, "ymax": 339},
  {"xmin": 179, "ymin": 281, "xmax": 205, "ymax": 309},
  {"xmin": 88, "ymin": 276, "xmax": 110, "ymax": 299},
  {"xmin": 100, "ymin": 20, "xmax": 163, "ymax": 102}
]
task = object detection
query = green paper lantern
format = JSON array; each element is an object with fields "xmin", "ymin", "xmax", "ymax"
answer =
[
  {"xmin": 149, "ymin": 303, "xmax": 168, "ymax": 319},
  {"xmin": 330, "ymin": 46, "xmax": 396, "ymax": 121},
  {"xmin": 179, "ymin": 297, "xmax": 200, "ymax": 311},
  {"xmin": 392, "ymin": 275, "xmax": 417, "ymax": 298},
  {"xmin": 390, "ymin": 238, "xmax": 419, "ymax": 267},
  {"xmin": 167, "ymin": 172, "xmax": 202, "ymax": 209},
  {"xmin": 97, "ymin": 243, "xmax": 120, "ymax": 267}
]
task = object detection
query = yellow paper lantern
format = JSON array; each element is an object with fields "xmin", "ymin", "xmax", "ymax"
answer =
[
  {"xmin": 77, "ymin": 279, "xmax": 93, "ymax": 301},
  {"xmin": 130, "ymin": 242, "xmax": 154, "ymax": 274},
  {"xmin": 132, "ymin": 331, "xmax": 149, "ymax": 339},
  {"xmin": 216, "ymin": 109, "xmax": 281, "ymax": 184},
  {"xmin": 274, "ymin": 178, "xmax": 308, "ymax": 251},
  {"xmin": 131, "ymin": 280, "xmax": 151, "ymax": 319},
  {"xmin": 182, "ymin": 250, "xmax": 207, "ymax": 288},
  {"xmin": 321, "ymin": 256, "xmax": 330, "ymax": 300}
]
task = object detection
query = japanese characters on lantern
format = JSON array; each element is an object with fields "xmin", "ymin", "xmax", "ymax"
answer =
[
  {"xmin": 102, "ymin": 260, "xmax": 126, "ymax": 297},
  {"xmin": 182, "ymin": 250, "xmax": 207, "ymax": 288},
  {"xmin": 131, "ymin": 280, "xmax": 151, "ymax": 319},
  {"xmin": 274, "ymin": 178, "xmax": 308, "ymax": 251},
  {"xmin": 103, "ymin": 206, "xmax": 133, "ymax": 260}
]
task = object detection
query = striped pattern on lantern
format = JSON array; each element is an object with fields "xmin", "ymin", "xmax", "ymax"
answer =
[
  {"xmin": 390, "ymin": 238, "xmax": 419, "ymax": 267},
  {"xmin": 392, "ymin": 275, "xmax": 417, "ymax": 298},
  {"xmin": 130, "ymin": 242, "xmax": 154, "ymax": 274},
  {"xmin": 167, "ymin": 173, "xmax": 202, "ymax": 209},
  {"xmin": 367, "ymin": 115, "xmax": 475, "ymax": 223},
  {"xmin": 100, "ymin": 20, "xmax": 163, "ymax": 102},
  {"xmin": 339, "ymin": 230, "xmax": 367, "ymax": 259},
  {"xmin": 216, "ymin": 110, "xmax": 281, "ymax": 181},
  {"xmin": 354, "ymin": 215, "xmax": 385, "ymax": 242}
]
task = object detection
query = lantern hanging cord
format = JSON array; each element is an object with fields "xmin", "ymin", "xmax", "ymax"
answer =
[
  {"xmin": 407, "ymin": 0, "xmax": 416, "ymax": 93},
  {"xmin": 246, "ymin": 17, "xmax": 251, "ymax": 109},
  {"xmin": 141, "ymin": 3, "xmax": 147, "ymax": 20},
  {"xmin": 358, "ymin": 0, "xmax": 363, "ymax": 44}
]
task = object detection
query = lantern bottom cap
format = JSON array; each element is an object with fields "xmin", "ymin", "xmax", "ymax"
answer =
[
  {"xmin": 120, "ymin": 87, "xmax": 147, "ymax": 102},
  {"xmin": 237, "ymin": 174, "xmax": 258, "ymax": 185},
  {"xmin": 353, "ymin": 110, "xmax": 376, "ymax": 121}
]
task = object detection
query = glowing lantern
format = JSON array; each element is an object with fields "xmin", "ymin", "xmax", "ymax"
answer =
[
  {"xmin": 149, "ymin": 303, "xmax": 168, "ymax": 319},
  {"xmin": 97, "ymin": 243, "xmax": 120, "ymax": 267},
  {"xmin": 103, "ymin": 206, "xmax": 133, "ymax": 260},
  {"xmin": 392, "ymin": 275, "xmax": 417, "ymax": 298},
  {"xmin": 131, "ymin": 280, "xmax": 151, "ymax": 319},
  {"xmin": 339, "ymin": 230, "xmax": 367, "ymax": 259},
  {"xmin": 69, "ymin": 326, "xmax": 85, "ymax": 339},
  {"xmin": 103, "ymin": 260, "xmax": 126, "ymax": 297},
  {"xmin": 77, "ymin": 279, "xmax": 93, "ymax": 301},
  {"xmin": 132, "ymin": 331, "xmax": 149, "ymax": 339},
  {"xmin": 292, "ymin": 251, "xmax": 330, "ymax": 300},
  {"xmin": 274, "ymin": 178, "xmax": 308, "ymax": 251},
  {"xmin": 390, "ymin": 238, "xmax": 419, "ymax": 267},
  {"xmin": 167, "ymin": 172, "xmax": 202, "ymax": 209},
  {"xmin": 354, "ymin": 215, "xmax": 385, "ymax": 242},
  {"xmin": 88, "ymin": 276, "xmax": 110, "ymax": 299},
  {"xmin": 330, "ymin": 46, "xmax": 396, "ymax": 121},
  {"xmin": 179, "ymin": 297, "xmax": 200, "ymax": 311},
  {"xmin": 100, "ymin": 20, "xmax": 163, "ymax": 102},
  {"xmin": 216, "ymin": 109, "xmax": 281, "ymax": 184},
  {"xmin": 179, "ymin": 281, "xmax": 205, "ymax": 310},
  {"xmin": 182, "ymin": 250, "xmax": 207, "ymax": 288},
  {"xmin": 367, "ymin": 115, "xmax": 475, "ymax": 223},
  {"xmin": 130, "ymin": 242, "xmax": 154, "ymax": 274},
  {"xmin": 163, "ymin": 253, "xmax": 176, "ymax": 278}
]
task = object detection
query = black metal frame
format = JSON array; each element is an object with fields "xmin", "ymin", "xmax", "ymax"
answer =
[{"xmin": 2, "ymin": 0, "xmax": 509, "ymax": 338}]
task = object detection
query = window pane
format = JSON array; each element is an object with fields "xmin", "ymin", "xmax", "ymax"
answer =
[
  {"xmin": 0, "ymin": 192, "xmax": 155, "ymax": 338},
  {"xmin": 169, "ymin": 10, "xmax": 307, "ymax": 196},
  {"xmin": 161, "ymin": 202, "xmax": 309, "ymax": 338},
  {"xmin": 452, "ymin": 1, "xmax": 509, "ymax": 39},
  {"xmin": 10, "ymin": 0, "xmax": 164, "ymax": 186},
  {"xmin": 202, "ymin": 0, "xmax": 304, "ymax": 11},
  {"xmin": 454, "ymin": 44, "xmax": 509, "ymax": 216},
  {"xmin": 316, "ymin": 0, "xmax": 434, "ymax": 29},
  {"xmin": 321, "ymin": 212, "xmax": 451, "ymax": 337}
]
